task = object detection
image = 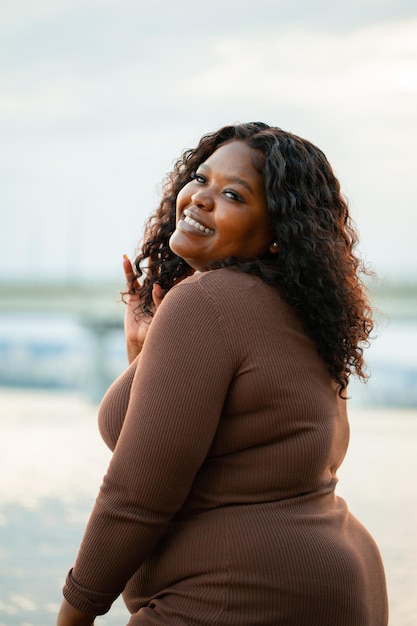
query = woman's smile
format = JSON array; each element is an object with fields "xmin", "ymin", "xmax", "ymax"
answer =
[{"xmin": 179, "ymin": 208, "xmax": 215, "ymax": 235}]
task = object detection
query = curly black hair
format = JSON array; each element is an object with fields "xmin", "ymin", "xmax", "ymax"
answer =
[{"xmin": 129, "ymin": 122, "xmax": 374, "ymax": 397}]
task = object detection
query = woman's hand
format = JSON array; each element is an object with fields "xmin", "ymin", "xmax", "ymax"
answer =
[
  {"xmin": 123, "ymin": 255, "xmax": 164, "ymax": 363},
  {"xmin": 56, "ymin": 599, "xmax": 95, "ymax": 626}
]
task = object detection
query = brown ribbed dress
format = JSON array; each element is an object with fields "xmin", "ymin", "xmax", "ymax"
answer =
[{"xmin": 63, "ymin": 268, "xmax": 388, "ymax": 625}]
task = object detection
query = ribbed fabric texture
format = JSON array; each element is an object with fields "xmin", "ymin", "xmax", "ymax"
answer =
[{"xmin": 63, "ymin": 269, "xmax": 388, "ymax": 625}]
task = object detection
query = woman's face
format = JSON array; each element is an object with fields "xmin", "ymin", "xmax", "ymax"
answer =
[{"xmin": 169, "ymin": 140, "xmax": 273, "ymax": 272}]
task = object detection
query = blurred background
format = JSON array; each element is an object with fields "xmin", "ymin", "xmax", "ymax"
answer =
[{"xmin": 0, "ymin": 0, "xmax": 416, "ymax": 624}]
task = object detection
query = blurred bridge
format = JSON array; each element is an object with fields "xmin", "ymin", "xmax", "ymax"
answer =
[
  {"xmin": 0, "ymin": 280, "xmax": 416, "ymax": 319},
  {"xmin": 0, "ymin": 281, "xmax": 124, "ymax": 318}
]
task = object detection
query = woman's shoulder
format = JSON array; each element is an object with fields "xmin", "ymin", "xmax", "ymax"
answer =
[
  {"xmin": 170, "ymin": 268, "xmax": 288, "ymax": 317},
  {"xmin": 180, "ymin": 267, "xmax": 269, "ymax": 293},
  {"xmin": 159, "ymin": 268, "xmax": 302, "ymax": 347}
]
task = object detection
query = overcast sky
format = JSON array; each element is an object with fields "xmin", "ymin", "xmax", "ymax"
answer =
[{"xmin": 1, "ymin": 0, "xmax": 416, "ymax": 284}]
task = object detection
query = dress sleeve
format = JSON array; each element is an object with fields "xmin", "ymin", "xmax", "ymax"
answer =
[{"xmin": 63, "ymin": 280, "xmax": 234, "ymax": 615}]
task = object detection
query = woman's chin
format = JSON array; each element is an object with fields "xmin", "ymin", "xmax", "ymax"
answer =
[
  {"xmin": 168, "ymin": 231, "xmax": 184, "ymax": 258},
  {"xmin": 169, "ymin": 232, "xmax": 193, "ymax": 260}
]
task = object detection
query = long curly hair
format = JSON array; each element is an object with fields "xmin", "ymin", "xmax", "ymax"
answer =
[{"xmin": 129, "ymin": 122, "xmax": 374, "ymax": 397}]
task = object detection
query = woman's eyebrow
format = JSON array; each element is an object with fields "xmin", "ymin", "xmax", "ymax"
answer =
[
  {"xmin": 225, "ymin": 175, "xmax": 254, "ymax": 195},
  {"xmin": 198, "ymin": 163, "xmax": 254, "ymax": 195}
]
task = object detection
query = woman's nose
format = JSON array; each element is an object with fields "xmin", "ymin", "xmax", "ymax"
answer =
[{"xmin": 191, "ymin": 189, "xmax": 213, "ymax": 210}]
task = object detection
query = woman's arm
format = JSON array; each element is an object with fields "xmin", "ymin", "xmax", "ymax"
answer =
[
  {"xmin": 56, "ymin": 599, "xmax": 95, "ymax": 626},
  {"xmin": 61, "ymin": 277, "xmax": 234, "ymax": 614}
]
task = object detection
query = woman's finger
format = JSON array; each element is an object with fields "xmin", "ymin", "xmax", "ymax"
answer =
[
  {"xmin": 122, "ymin": 254, "xmax": 134, "ymax": 279},
  {"xmin": 123, "ymin": 255, "xmax": 139, "ymax": 292}
]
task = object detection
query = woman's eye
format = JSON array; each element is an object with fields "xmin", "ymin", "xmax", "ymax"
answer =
[
  {"xmin": 224, "ymin": 189, "xmax": 243, "ymax": 202},
  {"xmin": 192, "ymin": 172, "xmax": 206, "ymax": 184}
]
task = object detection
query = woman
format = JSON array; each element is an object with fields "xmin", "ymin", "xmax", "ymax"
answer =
[{"xmin": 57, "ymin": 122, "xmax": 388, "ymax": 625}]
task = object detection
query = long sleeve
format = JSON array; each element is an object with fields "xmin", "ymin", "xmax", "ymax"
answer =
[{"xmin": 63, "ymin": 280, "xmax": 234, "ymax": 615}]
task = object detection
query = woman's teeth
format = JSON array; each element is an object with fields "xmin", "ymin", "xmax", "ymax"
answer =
[{"xmin": 183, "ymin": 215, "xmax": 214, "ymax": 235}]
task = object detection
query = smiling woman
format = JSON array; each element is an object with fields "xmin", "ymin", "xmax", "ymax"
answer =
[
  {"xmin": 57, "ymin": 122, "xmax": 388, "ymax": 626},
  {"xmin": 169, "ymin": 141, "xmax": 275, "ymax": 271}
]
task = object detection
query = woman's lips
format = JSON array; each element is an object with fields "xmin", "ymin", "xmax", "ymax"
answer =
[{"xmin": 181, "ymin": 209, "xmax": 215, "ymax": 235}]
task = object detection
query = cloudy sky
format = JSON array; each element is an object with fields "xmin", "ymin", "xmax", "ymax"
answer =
[{"xmin": 1, "ymin": 0, "xmax": 416, "ymax": 284}]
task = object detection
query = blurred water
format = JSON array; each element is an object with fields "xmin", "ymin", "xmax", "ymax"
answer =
[
  {"xmin": 355, "ymin": 318, "xmax": 417, "ymax": 407},
  {"xmin": 0, "ymin": 312, "xmax": 126, "ymax": 401},
  {"xmin": 0, "ymin": 390, "xmax": 126, "ymax": 626},
  {"xmin": 1, "ymin": 389, "xmax": 417, "ymax": 625}
]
